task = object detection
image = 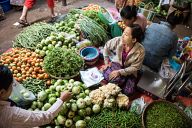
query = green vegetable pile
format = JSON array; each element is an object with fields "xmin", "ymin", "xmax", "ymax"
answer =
[
  {"xmin": 43, "ymin": 47, "xmax": 84, "ymax": 78},
  {"xmin": 30, "ymin": 79, "xmax": 99, "ymax": 128},
  {"xmin": 35, "ymin": 32, "xmax": 78, "ymax": 57},
  {"xmin": 145, "ymin": 102, "xmax": 191, "ymax": 128},
  {"xmin": 22, "ymin": 78, "xmax": 46, "ymax": 95},
  {"xmin": 55, "ymin": 9, "xmax": 81, "ymax": 35},
  {"xmin": 76, "ymin": 16, "xmax": 109, "ymax": 46},
  {"xmin": 83, "ymin": 10, "xmax": 108, "ymax": 30},
  {"xmin": 87, "ymin": 108, "xmax": 141, "ymax": 128},
  {"xmin": 13, "ymin": 22, "xmax": 57, "ymax": 50}
]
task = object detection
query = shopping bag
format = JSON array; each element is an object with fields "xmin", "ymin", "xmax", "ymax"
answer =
[{"xmin": 9, "ymin": 79, "xmax": 36, "ymax": 108}]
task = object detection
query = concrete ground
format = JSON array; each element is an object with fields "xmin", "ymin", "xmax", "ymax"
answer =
[{"xmin": 0, "ymin": 0, "xmax": 191, "ymax": 53}]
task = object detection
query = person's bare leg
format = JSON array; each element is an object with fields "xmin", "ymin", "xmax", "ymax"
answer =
[
  {"xmin": 19, "ymin": 5, "xmax": 28, "ymax": 22},
  {"xmin": 61, "ymin": 0, "xmax": 67, "ymax": 6},
  {"xmin": 50, "ymin": 7, "xmax": 55, "ymax": 17}
]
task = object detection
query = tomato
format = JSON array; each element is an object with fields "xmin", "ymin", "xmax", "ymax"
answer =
[
  {"xmin": 29, "ymin": 68, "xmax": 33, "ymax": 72},
  {"xmin": 13, "ymin": 70, "xmax": 18, "ymax": 74},
  {"xmin": 17, "ymin": 62, "xmax": 22, "ymax": 67},
  {"xmin": 32, "ymin": 74, "xmax": 36, "ymax": 78},
  {"xmin": 32, "ymin": 71, "xmax": 36, "ymax": 75},
  {"xmin": 39, "ymin": 74, "xmax": 44, "ymax": 79},
  {"xmin": 18, "ymin": 77, "xmax": 22, "ymax": 82},
  {"xmin": 22, "ymin": 70, "xmax": 26, "ymax": 74},
  {"xmin": 17, "ymin": 67, "xmax": 21, "ymax": 71},
  {"xmin": 31, "ymin": 62, "xmax": 35, "ymax": 66},
  {"xmin": 26, "ymin": 53, "xmax": 31, "ymax": 57},
  {"xmin": 46, "ymin": 80, "xmax": 51, "ymax": 86},
  {"xmin": 21, "ymin": 65, "xmax": 26, "ymax": 68},
  {"xmin": 35, "ymin": 63, "xmax": 39, "ymax": 67},
  {"xmin": 25, "ymin": 67, "xmax": 29, "ymax": 70},
  {"xmin": 26, "ymin": 73, "xmax": 30, "ymax": 77},
  {"xmin": 44, "ymin": 74, "xmax": 49, "ymax": 79},
  {"xmin": 22, "ymin": 75, "xmax": 26, "ymax": 79}
]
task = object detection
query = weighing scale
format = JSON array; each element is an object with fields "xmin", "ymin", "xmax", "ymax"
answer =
[{"xmin": 137, "ymin": 60, "xmax": 192, "ymax": 100}]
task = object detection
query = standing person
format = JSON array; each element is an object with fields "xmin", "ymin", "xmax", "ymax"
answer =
[
  {"xmin": 101, "ymin": 24, "xmax": 145, "ymax": 96},
  {"xmin": 0, "ymin": 65, "xmax": 72, "ymax": 128},
  {"xmin": 120, "ymin": 5, "xmax": 147, "ymax": 32},
  {"xmin": 142, "ymin": 10, "xmax": 184, "ymax": 72},
  {"xmin": 115, "ymin": 0, "xmax": 141, "ymax": 12},
  {"xmin": 19, "ymin": 0, "xmax": 55, "ymax": 26}
]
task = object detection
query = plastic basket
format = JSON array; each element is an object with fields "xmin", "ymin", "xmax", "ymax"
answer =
[
  {"xmin": 0, "ymin": 0, "xmax": 12, "ymax": 13},
  {"xmin": 138, "ymin": 8, "xmax": 156, "ymax": 21},
  {"xmin": 110, "ymin": 22, "xmax": 123, "ymax": 38},
  {"xmin": 142, "ymin": 100, "xmax": 192, "ymax": 128}
]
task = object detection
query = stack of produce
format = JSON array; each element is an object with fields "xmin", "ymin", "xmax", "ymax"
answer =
[
  {"xmin": 118, "ymin": 21, "xmax": 126, "ymax": 30},
  {"xmin": 89, "ymin": 83, "xmax": 129, "ymax": 108},
  {"xmin": 55, "ymin": 14, "xmax": 80, "ymax": 36},
  {"xmin": 13, "ymin": 22, "xmax": 57, "ymax": 50},
  {"xmin": 75, "ymin": 15, "xmax": 109, "ymax": 46},
  {"xmin": 22, "ymin": 78, "xmax": 47, "ymax": 95},
  {"xmin": 87, "ymin": 108, "xmax": 141, "ymax": 128},
  {"xmin": 43, "ymin": 47, "xmax": 84, "ymax": 79},
  {"xmin": 35, "ymin": 32, "xmax": 79, "ymax": 57},
  {"xmin": 29, "ymin": 79, "xmax": 100, "ymax": 128},
  {"xmin": 82, "ymin": 4, "xmax": 101, "ymax": 12},
  {"xmin": 83, "ymin": 10, "xmax": 108, "ymax": 30},
  {"xmin": 154, "ymin": 6, "xmax": 167, "ymax": 16},
  {"xmin": 0, "ymin": 48, "xmax": 50, "ymax": 82},
  {"xmin": 55, "ymin": 9, "xmax": 81, "ymax": 34}
]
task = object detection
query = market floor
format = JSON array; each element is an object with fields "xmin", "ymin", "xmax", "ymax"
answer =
[
  {"xmin": 0, "ymin": 0, "xmax": 113, "ymax": 53},
  {"xmin": 0, "ymin": 0, "xmax": 192, "ymax": 53}
]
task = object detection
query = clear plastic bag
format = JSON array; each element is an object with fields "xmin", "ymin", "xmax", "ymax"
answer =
[
  {"xmin": 130, "ymin": 97, "xmax": 146, "ymax": 115},
  {"xmin": 159, "ymin": 59, "xmax": 176, "ymax": 80},
  {"xmin": 9, "ymin": 79, "xmax": 36, "ymax": 108},
  {"xmin": 184, "ymin": 106, "xmax": 192, "ymax": 120}
]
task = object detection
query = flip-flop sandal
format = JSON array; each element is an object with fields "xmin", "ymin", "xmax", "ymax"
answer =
[{"xmin": 19, "ymin": 20, "xmax": 30, "ymax": 26}]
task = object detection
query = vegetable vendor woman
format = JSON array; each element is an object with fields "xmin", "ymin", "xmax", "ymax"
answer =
[
  {"xmin": 101, "ymin": 24, "xmax": 145, "ymax": 96},
  {"xmin": 0, "ymin": 65, "xmax": 72, "ymax": 128}
]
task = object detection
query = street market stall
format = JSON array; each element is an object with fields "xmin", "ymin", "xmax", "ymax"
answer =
[{"xmin": 0, "ymin": 3, "xmax": 192, "ymax": 128}]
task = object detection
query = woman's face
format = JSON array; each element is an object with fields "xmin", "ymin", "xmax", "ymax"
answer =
[{"xmin": 122, "ymin": 27, "xmax": 133, "ymax": 46}]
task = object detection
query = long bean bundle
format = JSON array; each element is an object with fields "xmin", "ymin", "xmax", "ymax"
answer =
[
  {"xmin": 75, "ymin": 16, "xmax": 109, "ymax": 46},
  {"xmin": 13, "ymin": 22, "xmax": 57, "ymax": 50}
]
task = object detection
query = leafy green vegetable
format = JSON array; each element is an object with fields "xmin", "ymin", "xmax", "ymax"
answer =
[
  {"xmin": 145, "ymin": 102, "xmax": 191, "ymax": 128},
  {"xmin": 76, "ymin": 16, "xmax": 109, "ymax": 46},
  {"xmin": 87, "ymin": 108, "xmax": 141, "ymax": 128},
  {"xmin": 43, "ymin": 47, "xmax": 84, "ymax": 78},
  {"xmin": 83, "ymin": 10, "xmax": 108, "ymax": 30},
  {"xmin": 13, "ymin": 22, "xmax": 57, "ymax": 50}
]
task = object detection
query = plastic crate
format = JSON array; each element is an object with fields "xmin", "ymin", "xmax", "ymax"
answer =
[{"xmin": 0, "ymin": 0, "xmax": 12, "ymax": 13}]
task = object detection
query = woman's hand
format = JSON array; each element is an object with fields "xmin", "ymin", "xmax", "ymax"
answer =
[
  {"xmin": 60, "ymin": 91, "xmax": 72, "ymax": 102},
  {"xmin": 109, "ymin": 70, "xmax": 120, "ymax": 81},
  {"xmin": 100, "ymin": 63, "xmax": 111, "ymax": 72}
]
